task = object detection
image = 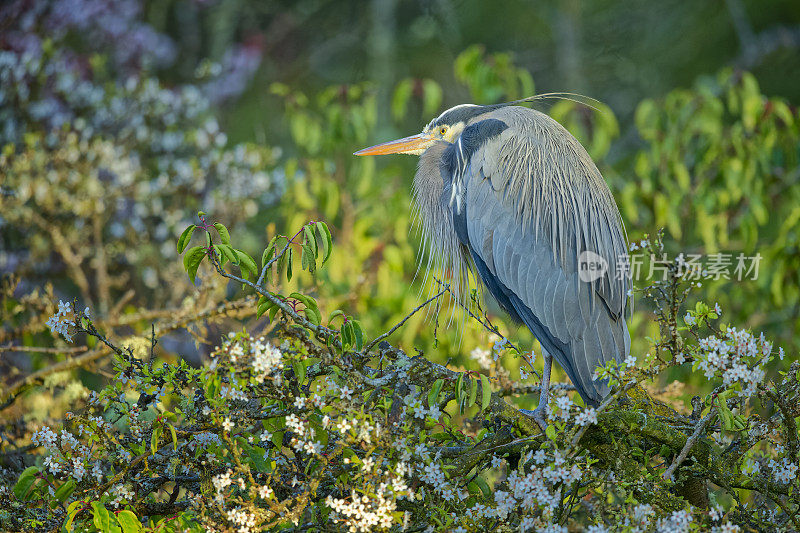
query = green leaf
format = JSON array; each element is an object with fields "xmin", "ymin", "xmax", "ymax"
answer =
[
  {"xmin": 391, "ymin": 78, "xmax": 413, "ymax": 121},
  {"xmin": 316, "ymin": 221, "xmax": 332, "ymax": 264},
  {"xmin": 269, "ymin": 305, "xmax": 280, "ymax": 322},
  {"xmin": 480, "ymin": 374, "xmax": 491, "ymax": 412},
  {"xmin": 286, "ymin": 247, "xmax": 293, "ymax": 281},
  {"xmin": 545, "ymin": 424, "xmax": 557, "ymax": 441},
  {"xmin": 236, "ymin": 250, "xmax": 258, "ymax": 280},
  {"xmin": 428, "ymin": 379, "xmax": 444, "ymax": 407},
  {"xmin": 301, "ymin": 242, "xmax": 315, "ymax": 273},
  {"xmin": 272, "ymin": 431, "xmax": 284, "ymax": 449},
  {"xmin": 168, "ymin": 423, "xmax": 178, "ymax": 450},
  {"xmin": 429, "ymin": 432, "xmax": 452, "ymax": 442},
  {"xmin": 277, "ymin": 245, "xmax": 287, "ymax": 275},
  {"xmin": 92, "ymin": 501, "xmax": 111, "ymax": 532},
  {"xmin": 65, "ymin": 501, "xmax": 84, "ymax": 530},
  {"xmin": 262, "ymin": 237, "xmax": 278, "ymax": 268},
  {"xmin": 257, "ymin": 296, "xmax": 276, "ymax": 318},
  {"xmin": 116, "ymin": 510, "xmax": 142, "ymax": 533},
  {"xmin": 177, "ymin": 225, "xmax": 196, "ymax": 254},
  {"xmin": 421, "ymin": 79, "xmax": 443, "ymax": 117},
  {"xmin": 474, "ymin": 476, "xmax": 492, "ymax": 498},
  {"xmin": 455, "ymin": 374, "xmax": 464, "ymax": 407},
  {"xmin": 467, "ymin": 376, "xmax": 478, "ymax": 408},
  {"xmin": 13, "ymin": 466, "xmax": 39, "ymax": 500},
  {"xmin": 247, "ymin": 446, "xmax": 270, "ymax": 473},
  {"xmin": 151, "ymin": 424, "xmax": 162, "ymax": 455},
  {"xmin": 303, "ymin": 225, "xmax": 317, "ymax": 258},
  {"xmin": 635, "ymin": 99, "xmax": 659, "ymax": 140},
  {"xmin": 216, "ymin": 244, "xmax": 239, "ymax": 266},
  {"xmin": 53, "ymin": 479, "xmax": 76, "ymax": 502},
  {"xmin": 351, "ymin": 320, "xmax": 364, "ymax": 350},
  {"xmin": 213, "ymin": 222, "xmax": 231, "ymax": 245},
  {"xmin": 304, "ymin": 299, "xmax": 322, "ymax": 326},
  {"xmin": 716, "ymin": 397, "xmax": 735, "ymax": 431},
  {"xmin": 341, "ymin": 322, "xmax": 353, "ymax": 348},
  {"xmin": 183, "ymin": 246, "xmax": 207, "ymax": 283},
  {"xmin": 293, "ymin": 360, "xmax": 306, "ymax": 384}
]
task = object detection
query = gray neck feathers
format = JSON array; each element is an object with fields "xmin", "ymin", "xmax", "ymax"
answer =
[{"xmin": 412, "ymin": 141, "xmax": 473, "ymax": 320}]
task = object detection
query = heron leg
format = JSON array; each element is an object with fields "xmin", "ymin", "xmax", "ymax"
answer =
[{"xmin": 520, "ymin": 351, "xmax": 552, "ymax": 431}]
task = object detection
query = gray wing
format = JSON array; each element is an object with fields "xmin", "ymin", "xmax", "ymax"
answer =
[{"xmin": 454, "ymin": 107, "xmax": 631, "ymax": 404}]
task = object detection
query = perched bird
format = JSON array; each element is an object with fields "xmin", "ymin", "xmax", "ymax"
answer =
[{"xmin": 355, "ymin": 98, "xmax": 630, "ymax": 428}]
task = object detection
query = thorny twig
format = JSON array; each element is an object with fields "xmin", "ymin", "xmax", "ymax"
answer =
[
  {"xmin": 433, "ymin": 277, "xmax": 541, "ymax": 380},
  {"xmin": 1, "ymin": 297, "xmax": 256, "ymax": 409},
  {"xmin": 570, "ymin": 381, "xmax": 637, "ymax": 449},
  {"xmin": 257, "ymin": 226, "xmax": 307, "ymax": 287},
  {"xmin": 0, "ymin": 344, "xmax": 88, "ymax": 354},
  {"xmin": 662, "ymin": 409, "xmax": 717, "ymax": 481},
  {"xmin": 363, "ymin": 286, "xmax": 450, "ymax": 353}
]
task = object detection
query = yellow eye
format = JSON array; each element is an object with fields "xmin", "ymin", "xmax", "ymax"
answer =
[{"xmin": 439, "ymin": 126, "xmax": 448, "ymax": 136}]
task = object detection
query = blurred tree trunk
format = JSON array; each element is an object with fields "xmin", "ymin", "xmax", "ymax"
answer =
[
  {"xmin": 553, "ymin": 0, "xmax": 585, "ymax": 92},
  {"xmin": 369, "ymin": 0, "xmax": 397, "ymax": 135}
]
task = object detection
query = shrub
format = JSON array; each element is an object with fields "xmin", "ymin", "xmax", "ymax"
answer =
[{"xmin": 2, "ymin": 222, "xmax": 798, "ymax": 532}]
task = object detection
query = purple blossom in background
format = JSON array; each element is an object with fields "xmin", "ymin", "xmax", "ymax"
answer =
[
  {"xmin": 0, "ymin": 0, "xmax": 277, "ymax": 287},
  {"xmin": 3, "ymin": 0, "xmax": 175, "ymax": 70},
  {"xmin": 202, "ymin": 37, "xmax": 264, "ymax": 104}
]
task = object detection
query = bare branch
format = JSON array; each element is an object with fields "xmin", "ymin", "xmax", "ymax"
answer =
[
  {"xmin": 662, "ymin": 409, "xmax": 717, "ymax": 481},
  {"xmin": 363, "ymin": 285, "xmax": 449, "ymax": 353}
]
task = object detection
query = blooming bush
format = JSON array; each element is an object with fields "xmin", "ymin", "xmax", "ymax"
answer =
[
  {"xmin": 1, "ymin": 9, "xmax": 799, "ymax": 529},
  {"xmin": 2, "ymin": 222, "xmax": 798, "ymax": 532},
  {"xmin": 0, "ymin": 0, "xmax": 280, "ymax": 310}
]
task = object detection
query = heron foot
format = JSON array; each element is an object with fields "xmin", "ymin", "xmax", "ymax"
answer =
[{"xmin": 519, "ymin": 406, "xmax": 549, "ymax": 432}]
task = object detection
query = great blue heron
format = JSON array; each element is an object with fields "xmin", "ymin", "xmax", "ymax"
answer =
[{"xmin": 355, "ymin": 99, "xmax": 630, "ymax": 428}]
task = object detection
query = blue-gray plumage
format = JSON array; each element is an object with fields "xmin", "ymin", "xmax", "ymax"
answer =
[{"xmin": 355, "ymin": 99, "xmax": 631, "ymax": 427}]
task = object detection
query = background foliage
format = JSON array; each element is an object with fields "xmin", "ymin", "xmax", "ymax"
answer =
[{"xmin": 1, "ymin": 0, "xmax": 800, "ymax": 531}]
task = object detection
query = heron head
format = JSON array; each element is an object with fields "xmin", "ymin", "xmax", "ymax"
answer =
[{"xmin": 353, "ymin": 104, "xmax": 480, "ymax": 157}]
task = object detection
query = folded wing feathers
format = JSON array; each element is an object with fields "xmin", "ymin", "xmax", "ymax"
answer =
[{"xmin": 467, "ymin": 106, "xmax": 630, "ymax": 402}]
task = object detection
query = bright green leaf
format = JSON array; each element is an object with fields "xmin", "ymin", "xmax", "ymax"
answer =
[
  {"xmin": 13, "ymin": 466, "xmax": 39, "ymax": 500},
  {"xmin": 177, "ymin": 225, "xmax": 196, "ymax": 254},
  {"xmin": 213, "ymin": 222, "xmax": 231, "ymax": 245},
  {"xmin": 92, "ymin": 501, "xmax": 111, "ymax": 532},
  {"xmin": 236, "ymin": 250, "xmax": 258, "ymax": 280},
  {"xmin": 183, "ymin": 246, "xmax": 207, "ymax": 284},
  {"xmin": 293, "ymin": 360, "xmax": 306, "ymax": 384},
  {"xmin": 54, "ymin": 479, "xmax": 76, "ymax": 502},
  {"xmin": 316, "ymin": 221, "xmax": 333, "ymax": 264},
  {"xmin": 151, "ymin": 424, "xmax": 162, "ymax": 455},
  {"xmin": 116, "ymin": 510, "xmax": 142, "ymax": 533},
  {"xmin": 480, "ymin": 374, "xmax": 491, "ymax": 412},
  {"xmin": 467, "ymin": 376, "xmax": 478, "ymax": 408},
  {"xmin": 428, "ymin": 379, "xmax": 444, "ymax": 407}
]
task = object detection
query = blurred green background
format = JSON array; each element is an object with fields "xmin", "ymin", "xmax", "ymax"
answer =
[{"xmin": 2, "ymin": 0, "xmax": 800, "ymax": 408}]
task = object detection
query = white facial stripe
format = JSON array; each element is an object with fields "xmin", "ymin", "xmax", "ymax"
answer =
[{"xmin": 436, "ymin": 104, "xmax": 480, "ymax": 123}]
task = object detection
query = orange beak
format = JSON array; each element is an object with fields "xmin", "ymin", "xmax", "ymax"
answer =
[{"xmin": 353, "ymin": 133, "xmax": 435, "ymax": 156}]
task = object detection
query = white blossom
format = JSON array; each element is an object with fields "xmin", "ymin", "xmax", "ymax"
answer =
[
  {"xmin": 555, "ymin": 395, "xmax": 573, "ymax": 421},
  {"xmin": 251, "ymin": 339, "xmax": 283, "ymax": 382},
  {"xmin": 574, "ymin": 407, "xmax": 598, "ymax": 426},
  {"xmin": 697, "ymin": 327, "xmax": 772, "ymax": 396},
  {"xmin": 470, "ymin": 347, "xmax": 493, "ymax": 370},
  {"xmin": 656, "ymin": 509, "xmax": 693, "ymax": 533},
  {"xmin": 226, "ymin": 507, "xmax": 256, "ymax": 533},
  {"xmin": 769, "ymin": 457, "xmax": 798, "ymax": 484},
  {"xmin": 45, "ymin": 300, "xmax": 75, "ymax": 342}
]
